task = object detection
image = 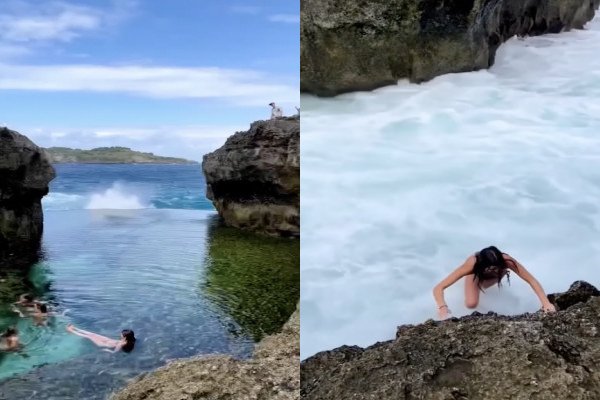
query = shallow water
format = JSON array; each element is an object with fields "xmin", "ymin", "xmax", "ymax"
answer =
[
  {"xmin": 301, "ymin": 18, "xmax": 600, "ymax": 359},
  {"xmin": 0, "ymin": 164, "xmax": 299, "ymax": 399}
]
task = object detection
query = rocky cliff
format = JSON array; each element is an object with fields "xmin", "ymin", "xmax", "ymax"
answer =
[
  {"xmin": 202, "ymin": 117, "xmax": 299, "ymax": 237},
  {"xmin": 301, "ymin": 0, "xmax": 600, "ymax": 96},
  {"xmin": 0, "ymin": 128, "xmax": 55, "ymax": 268},
  {"xmin": 301, "ymin": 281, "xmax": 600, "ymax": 400},
  {"xmin": 112, "ymin": 305, "xmax": 300, "ymax": 400}
]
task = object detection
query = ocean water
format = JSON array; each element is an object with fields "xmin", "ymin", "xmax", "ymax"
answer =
[
  {"xmin": 300, "ymin": 17, "xmax": 600, "ymax": 359},
  {"xmin": 0, "ymin": 164, "xmax": 299, "ymax": 399}
]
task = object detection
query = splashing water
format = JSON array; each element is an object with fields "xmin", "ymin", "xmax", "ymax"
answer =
[
  {"xmin": 86, "ymin": 182, "xmax": 148, "ymax": 210},
  {"xmin": 41, "ymin": 164, "xmax": 214, "ymax": 211},
  {"xmin": 300, "ymin": 18, "xmax": 600, "ymax": 359}
]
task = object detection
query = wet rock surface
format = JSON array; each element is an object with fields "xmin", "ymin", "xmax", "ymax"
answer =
[
  {"xmin": 112, "ymin": 306, "xmax": 300, "ymax": 400},
  {"xmin": 202, "ymin": 117, "xmax": 299, "ymax": 237},
  {"xmin": 301, "ymin": 0, "xmax": 600, "ymax": 96},
  {"xmin": 301, "ymin": 281, "xmax": 600, "ymax": 400},
  {"xmin": 0, "ymin": 128, "xmax": 55, "ymax": 268}
]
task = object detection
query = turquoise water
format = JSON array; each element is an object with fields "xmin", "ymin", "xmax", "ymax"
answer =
[{"xmin": 0, "ymin": 164, "xmax": 299, "ymax": 399}]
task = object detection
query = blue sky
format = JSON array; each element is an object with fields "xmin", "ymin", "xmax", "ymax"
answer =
[{"xmin": 0, "ymin": 0, "xmax": 299, "ymax": 160}]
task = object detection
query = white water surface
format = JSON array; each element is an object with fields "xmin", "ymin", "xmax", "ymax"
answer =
[
  {"xmin": 43, "ymin": 182, "xmax": 152, "ymax": 210},
  {"xmin": 301, "ymin": 17, "xmax": 600, "ymax": 359}
]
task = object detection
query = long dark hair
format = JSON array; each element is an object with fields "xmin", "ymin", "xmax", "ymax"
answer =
[
  {"xmin": 1, "ymin": 327, "xmax": 18, "ymax": 338},
  {"xmin": 121, "ymin": 329, "xmax": 136, "ymax": 353},
  {"xmin": 473, "ymin": 246, "xmax": 518, "ymax": 290}
]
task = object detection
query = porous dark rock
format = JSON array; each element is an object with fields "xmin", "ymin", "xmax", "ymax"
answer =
[
  {"xmin": 0, "ymin": 128, "xmax": 55, "ymax": 268},
  {"xmin": 112, "ymin": 306, "xmax": 300, "ymax": 400},
  {"xmin": 301, "ymin": 281, "xmax": 600, "ymax": 400},
  {"xmin": 548, "ymin": 280, "xmax": 600, "ymax": 310},
  {"xmin": 301, "ymin": 0, "xmax": 600, "ymax": 96},
  {"xmin": 202, "ymin": 117, "xmax": 299, "ymax": 237}
]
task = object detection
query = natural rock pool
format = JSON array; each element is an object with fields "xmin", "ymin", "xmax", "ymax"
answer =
[{"xmin": 0, "ymin": 164, "xmax": 299, "ymax": 399}]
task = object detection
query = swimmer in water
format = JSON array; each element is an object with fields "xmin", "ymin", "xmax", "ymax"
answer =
[
  {"xmin": 13, "ymin": 301, "xmax": 67, "ymax": 322},
  {"xmin": 13, "ymin": 294, "xmax": 38, "ymax": 309},
  {"xmin": 0, "ymin": 327, "xmax": 20, "ymax": 351},
  {"xmin": 31, "ymin": 303, "xmax": 51, "ymax": 326},
  {"xmin": 66, "ymin": 324, "xmax": 136, "ymax": 353}
]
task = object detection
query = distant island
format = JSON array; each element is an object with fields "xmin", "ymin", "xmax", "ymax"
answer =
[{"xmin": 44, "ymin": 146, "xmax": 198, "ymax": 164}]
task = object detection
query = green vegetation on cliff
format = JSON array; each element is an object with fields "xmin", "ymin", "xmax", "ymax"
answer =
[{"xmin": 44, "ymin": 146, "xmax": 197, "ymax": 164}]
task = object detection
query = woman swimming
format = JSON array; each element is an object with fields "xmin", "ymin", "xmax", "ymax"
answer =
[
  {"xmin": 433, "ymin": 246, "xmax": 556, "ymax": 319},
  {"xmin": 0, "ymin": 327, "xmax": 20, "ymax": 351},
  {"xmin": 13, "ymin": 293, "xmax": 39, "ymax": 309},
  {"xmin": 31, "ymin": 303, "xmax": 53, "ymax": 326},
  {"xmin": 66, "ymin": 324, "xmax": 136, "ymax": 353}
]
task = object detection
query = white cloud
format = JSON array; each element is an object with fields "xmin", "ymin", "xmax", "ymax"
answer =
[
  {"xmin": 0, "ymin": 63, "xmax": 299, "ymax": 106},
  {"xmin": 268, "ymin": 14, "xmax": 300, "ymax": 24},
  {"xmin": 0, "ymin": 0, "xmax": 136, "ymax": 58},
  {"xmin": 0, "ymin": 7, "xmax": 100, "ymax": 43}
]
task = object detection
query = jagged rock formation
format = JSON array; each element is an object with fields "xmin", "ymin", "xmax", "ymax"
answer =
[
  {"xmin": 301, "ymin": 0, "xmax": 600, "ymax": 96},
  {"xmin": 112, "ymin": 306, "xmax": 300, "ymax": 400},
  {"xmin": 301, "ymin": 281, "xmax": 600, "ymax": 400},
  {"xmin": 202, "ymin": 117, "xmax": 299, "ymax": 237},
  {"xmin": 0, "ymin": 128, "xmax": 55, "ymax": 268}
]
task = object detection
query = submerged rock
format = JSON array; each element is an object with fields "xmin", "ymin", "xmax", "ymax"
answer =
[
  {"xmin": 0, "ymin": 128, "xmax": 55, "ymax": 268},
  {"xmin": 301, "ymin": 0, "xmax": 600, "ymax": 96},
  {"xmin": 203, "ymin": 219, "xmax": 299, "ymax": 341},
  {"xmin": 301, "ymin": 281, "xmax": 600, "ymax": 400},
  {"xmin": 112, "ymin": 306, "xmax": 300, "ymax": 400},
  {"xmin": 202, "ymin": 117, "xmax": 299, "ymax": 237}
]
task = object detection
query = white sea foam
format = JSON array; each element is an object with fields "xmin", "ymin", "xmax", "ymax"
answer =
[
  {"xmin": 42, "ymin": 192, "xmax": 86, "ymax": 210},
  {"xmin": 301, "ymin": 17, "xmax": 600, "ymax": 359},
  {"xmin": 86, "ymin": 182, "xmax": 150, "ymax": 210}
]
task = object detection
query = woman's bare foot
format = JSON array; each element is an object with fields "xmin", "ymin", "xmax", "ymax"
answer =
[{"xmin": 66, "ymin": 324, "xmax": 74, "ymax": 332}]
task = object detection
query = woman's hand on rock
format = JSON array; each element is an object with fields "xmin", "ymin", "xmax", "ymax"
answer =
[
  {"xmin": 542, "ymin": 303, "xmax": 556, "ymax": 313},
  {"xmin": 437, "ymin": 306, "xmax": 451, "ymax": 320}
]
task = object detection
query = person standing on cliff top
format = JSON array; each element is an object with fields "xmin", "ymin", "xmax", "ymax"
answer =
[
  {"xmin": 269, "ymin": 102, "xmax": 283, "ymax": 119},
  {"xmin": 433, "ymin": 246, "xmax": 556, "ymax": 319}
]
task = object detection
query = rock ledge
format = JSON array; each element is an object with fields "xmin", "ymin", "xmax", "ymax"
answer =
[
  {"xmin": 301, "ymin": 0, "xmax": 600, "ymax": 96},
  {"xmin": 301, "ymin": 281, "xmax": 600, "ymax": 400},
  {"xmin": 202, "ymin": 117, "xmax": 299, "ymax": 237},
  {"xmin": 0, "ymin": 128, "xmax": 55, "ymax": 268}
]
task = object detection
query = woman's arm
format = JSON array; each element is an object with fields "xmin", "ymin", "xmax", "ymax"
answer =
[
  {"xmin": 102, "ymin": 343, "xmax": 122, "ymax": 353},
  {"xmin": 432, "ymin": 256, "xmax": 475, "ymax": 316},
  {"xmin": 504, "ymin": 255, "xmax": 556, "ymax": 312},
  {"xmin": 11, "ymin": 305, "xmax": 25, "ymax": 317}
]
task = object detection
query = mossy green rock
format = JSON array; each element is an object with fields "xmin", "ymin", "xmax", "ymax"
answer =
[
  {"xmin": 301, "ymin": 0, "xmax": 599, "ymax": 96},
  {"xmin": 203, "ymin": 221, "xmax": 299, "ymax": 340}
]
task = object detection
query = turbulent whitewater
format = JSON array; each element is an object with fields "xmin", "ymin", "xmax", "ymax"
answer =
[{"xmin": 300, "ymin": 18, "xmax": 600, "ymax": 359}]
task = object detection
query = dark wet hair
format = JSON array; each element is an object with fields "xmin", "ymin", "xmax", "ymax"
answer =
[
  {"xmin": 1, "ymin": 327, "xmax": 18, "ymax": 338},
  {"xmin": 23, "ymin": 295, "xmax": 33, "ymax": 302},
  {"xmin": 121, "ymin": 329, "xmax": 136, "ymax": 353},
  {"xmin": 473, "ymin": 246, "xmax": 518, "ymax": 290},
  {"xmin": 38, "ymin": 304, "xmax": 48, "ymax": 313}
]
